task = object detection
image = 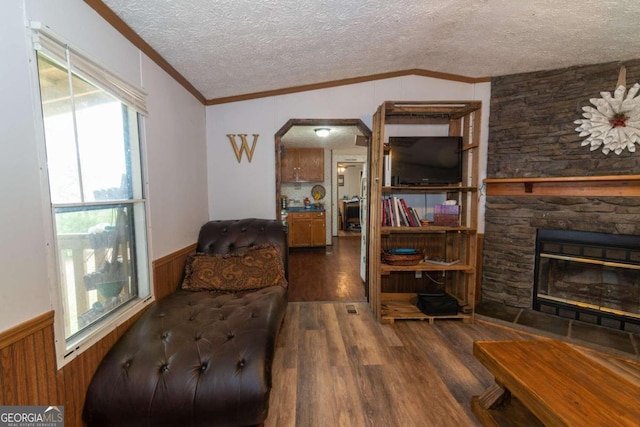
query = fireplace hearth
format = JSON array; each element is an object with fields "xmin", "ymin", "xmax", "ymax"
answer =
[{"xmin": 534, "ymin": 229, "xmax": 640, "ymax": 331}]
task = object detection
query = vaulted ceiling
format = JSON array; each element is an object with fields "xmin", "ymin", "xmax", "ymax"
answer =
[{"xmin": 89, "ymin": 0, "xmax": 640, "ymax": 105}]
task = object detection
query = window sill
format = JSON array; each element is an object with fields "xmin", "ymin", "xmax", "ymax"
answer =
[{"xmin": 57, "ymin": 295, "xmax": 155, "ymax": 369}]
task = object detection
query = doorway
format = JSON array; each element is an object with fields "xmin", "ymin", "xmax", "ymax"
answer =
[
  {"xmin": 275, "ymin": 119, "xmax": 371, "ymax": 302},
  {"xmin": 336, "ymin": 161, "xmax": 365, "ymax": 237}
]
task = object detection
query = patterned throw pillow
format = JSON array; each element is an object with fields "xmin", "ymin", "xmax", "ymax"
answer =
[{"xmin": 181, "ymin": 245, "xmax": 287, "ymax": 292}]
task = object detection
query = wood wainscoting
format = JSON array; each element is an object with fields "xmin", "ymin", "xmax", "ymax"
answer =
[
  {"xmin": 152, "ymin": 243, "xmax": 197, "ymax": 300},
  {"xmin": 0, "ymin": 311, "xmax": 58, "ymax": 406},
  {"xmin": 0, "ymin": 243, "xmax": 195, "ymax": 426}
]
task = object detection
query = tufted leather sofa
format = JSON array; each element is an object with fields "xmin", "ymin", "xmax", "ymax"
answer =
[{"xmin": 83, "ymin": 219, "xmax": 288, "ymax": 427}]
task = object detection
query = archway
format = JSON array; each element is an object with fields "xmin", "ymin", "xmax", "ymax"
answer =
[{"xmin": 274, "ymin": 118, "xmax": 372, "ymax": 298}]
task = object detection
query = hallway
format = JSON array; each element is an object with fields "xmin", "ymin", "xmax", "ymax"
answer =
[{"xmin": 288, "ymin": 236, "xmax": 366, "ymax": 302}]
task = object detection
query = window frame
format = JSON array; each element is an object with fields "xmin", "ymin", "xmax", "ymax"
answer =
[{"xmin": 30, "ymin": 27, "xmax": 155, "ymax": 367}]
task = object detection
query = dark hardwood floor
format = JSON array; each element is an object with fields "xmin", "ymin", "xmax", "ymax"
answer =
[
  {"xmin": 275, "ymin": 235, "xmax": 640, "ymax": 426},
  {"xmin": 288, "ymin": 236, "xmax": 366, "ymax": 302},
  {"xmin": 280, "ymin": 236, "xmax": 519, "ymax": 426},
  {"xmin": 265, "ymin": 301, "xmax": 536, "ymax": 426}
]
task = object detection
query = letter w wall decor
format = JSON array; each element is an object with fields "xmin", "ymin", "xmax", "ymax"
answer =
[{"xmin": 227, "ymin": 134, "xmax": 259, "ymax": 163}]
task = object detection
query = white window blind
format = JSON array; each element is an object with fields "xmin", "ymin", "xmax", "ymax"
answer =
[{"xmin": 33, "ymin": 27, "xmax": 148, "ymax": 116}]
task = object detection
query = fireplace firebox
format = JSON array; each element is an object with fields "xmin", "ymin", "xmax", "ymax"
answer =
[{"xmin": 533, "ymin": 229, "xmax": 640, "ymax": 331}]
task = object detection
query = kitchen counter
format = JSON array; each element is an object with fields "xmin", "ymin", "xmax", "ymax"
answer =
[
  {"xmin": 284, "ymin": 208, "xmax": 326, "ymax": 247},
  {"xmin": 285, "ymin": 206, "xmax": 325, "ymax": 212}
]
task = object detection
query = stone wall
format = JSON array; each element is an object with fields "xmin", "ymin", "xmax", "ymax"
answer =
[
  {"xmin": 488, "ymin": 59, "xmax": 640, "ymax": 177},
  {"xmin": 483, "ymin": 196, "xmax": 640, "ymax": 307},
  {"xmin": 483, "ymin": 59, "xmax": 640, "ymax": 307}
]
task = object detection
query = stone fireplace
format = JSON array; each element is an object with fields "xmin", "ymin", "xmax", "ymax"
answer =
[
  {"xmin": 481, "ymin": 185, "xmax": 640, "ymax": 319},
  {"xmin": 481, "ymin": 59, "xmax": 640, "ymax": 340},
  {"xmin": 533, "ymin": 228, "xmax": 640, "ymax": 331}
]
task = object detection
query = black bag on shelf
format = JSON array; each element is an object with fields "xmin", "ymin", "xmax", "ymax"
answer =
[{"xmin": 416, "ymin": 291, "xmax": 459, "ymax": 316}]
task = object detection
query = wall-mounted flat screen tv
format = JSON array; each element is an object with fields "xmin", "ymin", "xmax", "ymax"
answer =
[{"xmin": 389, "ymin": 136, "xmax": 463, "ymax": 185}]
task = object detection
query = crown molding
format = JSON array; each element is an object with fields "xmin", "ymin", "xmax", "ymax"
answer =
[
  {"xmin": 206, "ymin": 69, "xmax": 491, "ymax": 105},
  {"xmin": 83, "ymin": 0, "xmax": 207, "ymax": 104}
]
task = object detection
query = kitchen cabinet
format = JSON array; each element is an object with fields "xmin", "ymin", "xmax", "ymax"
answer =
[
  {"xmin": 287, "ymin": 210, "xmax": 326, "ymax": 247},
  {"xmin": 281, "ymin": 148, "xmax": 324, "ymax": 182}
]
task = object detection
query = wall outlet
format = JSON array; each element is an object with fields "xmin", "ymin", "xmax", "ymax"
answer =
[{"xmin": 415, "ymin": 271, "xmax": 422, "ymax": 279}]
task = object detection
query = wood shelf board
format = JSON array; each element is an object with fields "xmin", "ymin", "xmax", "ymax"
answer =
[
  {"xmin": 484, "ymin": 175, "xmax": 640, "ymax": 197},
  {"xmin": 462, "ymin": 143, "xmax": 480, "ymax": 151},
  {"xmin": 381, "ymin": 299, "xmax": 472, "ymax": 324},
  {"xmin": 380, "ymin": 262, "xmax": 474, "ymax": 274},
  {"xmin": 384, "ymin": 117, "xmax": 451, "ymax": 125},
  {"xmin": 383, "ymin": 185, "xmax": 477, "ymax": 193},
  {"xmin": 381, "ymin": 226, "xmax": 476, "ymax": 234},
  {"xmin": 381, "ymin": 292, "xmax": 474, "ymax": 305},
  {"xmin": 383, "ymin": 101, "xmax": 481, "ymax": 120}
]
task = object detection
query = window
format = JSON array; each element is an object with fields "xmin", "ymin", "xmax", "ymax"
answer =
[{"xmin": 34, "ymin": 32, "xmax": 150, "ymax": 352}]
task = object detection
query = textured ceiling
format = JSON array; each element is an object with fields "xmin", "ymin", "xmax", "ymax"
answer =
[
  {"xmin": 281, "ymin": 125, "xmax": 367, "ymax": 155},
  {"xmin": 102, "ymin": 0, "xmax": 640, "ymax": 102}
]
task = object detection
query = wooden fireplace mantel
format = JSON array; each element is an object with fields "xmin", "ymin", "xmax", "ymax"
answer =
[{"xmin": 483, "ymin": 175, "xmax": 640, "ymax": 197}]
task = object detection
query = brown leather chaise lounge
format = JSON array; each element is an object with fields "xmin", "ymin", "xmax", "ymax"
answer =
[{"xmin": 83, "ymin": 218, "xmax": 289, "ymax": 427}]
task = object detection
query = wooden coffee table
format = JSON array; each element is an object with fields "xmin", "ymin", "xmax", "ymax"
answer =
[{"xmin": 471, "ymin": 339, "xmax": 640, "ymax": 427}]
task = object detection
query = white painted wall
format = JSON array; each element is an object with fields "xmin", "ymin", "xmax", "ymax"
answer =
[
  {"xmin": 0, "ymin": 0, "xmax": 208, "ymax": 333},
  {"xmin": 206, "ymin": 77, "xmax": 491, "ymax": 233},
  {"xmin": 142, "ymin": 56, "xmax": 208, "ymax": 257},
  {"xmin": 474, "ymin": 83, "xmax": 491, "ymax": 235},
  {"xmin": 339, "ymin": 166, "xmax": 363, "ymax": 201},
  {"xmin": 0, "ymin": 0, "xmax": 51, "ymax": 331}
]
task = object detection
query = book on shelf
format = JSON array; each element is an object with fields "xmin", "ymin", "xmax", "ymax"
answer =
[
  {"xmin": 382, "ymin": 197, "xmax": 398, "ymax": 227},
  {"xmin": 399, "ymin": 199, "xmax": 416, "ymax": 227},
  {"xmin": 381, "ymin": 198, "xmax": 389, "ymax": 226},
  {"xmin": 409, "ymin": 207, "xmax": 422, "ymax": 226},
  {"xmin": 395, "ymin": 197, "xmax": 408, "ymax": 226},
  {"xmin": 381, "ymin": 197, "xmax": 392, "ymax": 226},
  {"xmin": 383, "ymin": 150, "xmax": 391, "ymax": 187},
  {"xmin": 391, "ymin": 197, "xmax": 400, "ymax": 226},
  {"xmin": 381, "ymin": 198, "xmax": 388, "ymax": 226},
  {"xmin": 381, "ymin": 197, "xmax": 422, "ymax": 227}
]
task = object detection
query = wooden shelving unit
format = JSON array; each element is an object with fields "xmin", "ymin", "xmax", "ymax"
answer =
[{"xmin": 368, "ymin": 101, "xmax": 482, "ymax": 323}]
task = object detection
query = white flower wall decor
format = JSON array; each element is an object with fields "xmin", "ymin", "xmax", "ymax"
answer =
[{"xmin": 574, "ymin": 68, "xmax": 640, "ymax": 155}]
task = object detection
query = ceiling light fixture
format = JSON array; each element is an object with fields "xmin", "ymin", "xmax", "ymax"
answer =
[{"xmin": 314, "ymin": 128, "xmax": 331, "ymax": 137}]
